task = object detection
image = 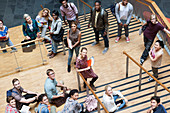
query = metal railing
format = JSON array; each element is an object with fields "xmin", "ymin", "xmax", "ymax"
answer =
[{"xmin": 123, "ymin": 51, "xmax": 170, "ymax": 96}]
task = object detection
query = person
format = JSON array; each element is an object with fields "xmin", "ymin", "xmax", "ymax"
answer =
[
  {"xmin": 140, "ymin": 14, "xmax": 170, "ymax": 65},
  {"xmin": 44, "ymin": 69, "xmax": 68, "ymax": 107},
  {"xmin": 11, "ymin": 78, "xmax": 39, "ymax": 110},
  {"xmin": 147, "ymin": 96, "xmax": 167, "ymax": 113},
  {"xmin": 22, "ymin": 14, "xmax": 40, "ymax": 40},
  {"xmin": 48, "ymin": 10, "xmax": 63, "ymax": 58},
  {"xmin": 36, "ymin": 8, "xmax": 53, "ymax": 42},
  {"xmin": 60, "ymin": 89, "xmax": 84, "ymax": 113},
  {"xmin": 148, "ymin": 40, "xmax": 164, "ymax": 82},
  {"xmin": 60, "ymin": 0, "xmax": 80, "ymax": 29},
  {"xmin": 0, "ymin": 20, "xmax": 17, "ymax": 53},
  {"xmin": 76, "ymin": 47, "xmax": 98, "ymax": 91},
  {"xmin": 5, "ymin": 96, "xmax": 19, "ymax": 113},
  {"xmin": 103, "ymin": 85, "xmax": 128, "ymax": 112},
  {"xmin": 67, "ymin": 21, "xmax": 81, "ymax": 73},
  {"xmin": 37, "ymin": 94, "xmax": 56, "ymax": 113},
  {"xmin": 88, "ymin": 0, "xmax": 109, "ymax": 54},
  {"xmin": 115, "ymin": 0, "xmax": 133, "ymax": 43}
]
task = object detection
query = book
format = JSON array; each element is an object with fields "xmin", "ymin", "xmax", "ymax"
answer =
[{"xmin": 87, "ymin": 56, "xmax": 94, "ymax": 67}]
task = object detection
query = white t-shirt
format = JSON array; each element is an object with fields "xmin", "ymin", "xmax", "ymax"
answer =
[
  {"xmin": 119, "ymin": 3, "xmax": 131, "ymax": 20},
  {"xmin": 35, "ymin": 15, "xmax": 50, "ymax": 27},
  {"xmin": 28, "ymin": 23, "xmax": 33, "ymax": 31}
]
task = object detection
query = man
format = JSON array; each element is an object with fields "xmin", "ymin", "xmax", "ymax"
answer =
[
  {"xmin": 11, "ymin": 78, "xmax": 39, "ymax": 110},
  {"xmin": 115, "ymin": 0, "xmax": 133, "ymax": 43},
  {"xmin": 88, "ymin": 0, "xmax": 109, "ymax": 54},
  {"xmin": 44, "ymin": 69, "xmax": 68, "ymax": 107},
  {"xmin": 60, "ymin": 0, "xmax": 80, "ymax": 29},
  {"xmin": 147, "ymin": 96, "xmax": 167, "ymax": 113}
]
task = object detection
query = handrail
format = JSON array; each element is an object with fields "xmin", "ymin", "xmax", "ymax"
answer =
[
  {"xmin": 78, "ymin": 72, "xmax": 109, "ymax": 113},
  {"xmin": 123, "ymin": 51, "xmax": 170, "ymax": 93},
  {"xmin": 80, "ymin": 0, "xmax": 92, "ymax": 9}
]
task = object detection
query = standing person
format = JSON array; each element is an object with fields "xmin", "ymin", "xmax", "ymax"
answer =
[
  {"xmin": 76, "ymin": 47, "xmax": 98, "ymax": 91},
  {"xmin": 0, "ymin": 20, "xmax": 17, "ymax": 53},
  {"xmin": 140, "ymin": 14, "xmax": 170, "ymax": 65},
  {"xmin": 147, "ymin": 96, "xmax": 167, "ymax": 113},
  {"xmin": 5, "ymin": 96, "xmax": 19, "ymax": 113},
  {"xmin": 11, "ymin": 78, "xmax": 39, "ymax": 110},
  {"xmin": 61, "ymin": 89, "xmax": 84, "ymax": 113},
  {"xmin": 60, "ymin": 0, "xmax": 80, "ymax": 29},
  {"xmin": 36, "ymin": 8, "xmax": 53, "ymax": 42},
  {"xmin": 103, "ymin": 85, "xmax": 128, "ymax": 112},
  {"xmin": 148, "ymin": 40, "xmax": 164, "ymax": 82},
  {"xmin": 115, "ymin": 0, "xmax": 133, "ymax": 43},
  {"xmin": 44, "ymin": 69, "xmax": 68, "ymax": 107},
  {"xmin": 88, "ymin": 0, "xmax": 109, "ymax": 54},
  {"xmin": 23, "ymin": 14, "xmax": 40, "ymax": 40},
  {"xmin": 48, "ymin": 10, "xmax": 64, "ymax": 58},
  {"xmin": 67, "ymin": 21, "xmax": 81, "ymax": 73}
]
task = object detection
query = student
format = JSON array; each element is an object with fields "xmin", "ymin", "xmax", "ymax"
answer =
[
  {"xmin": 148, "ymin": 40, "xmax": 164, "ymax": 82},
  {"xmin": 147, "ymin": 96, "xmax": 167, "ymax": 113},
  {"xmin": 5, "ymin": 96, "xmax": 19, "ymax": 113},
  {"xmin": 61, "ymin": 89, "xmax": 84, "ymax": 113},
  {"xmin": 76, "ymin": 47, "xmax": 98, "ymax": 91},
  {"xmin": 103, "ymin": 85, "xmax": 128, "ymax": 112}
]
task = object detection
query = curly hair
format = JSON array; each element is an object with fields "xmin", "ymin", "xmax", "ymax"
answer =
[{"xmin": 38, "ymin": 8, "xmax": 50, "ymax": 21}]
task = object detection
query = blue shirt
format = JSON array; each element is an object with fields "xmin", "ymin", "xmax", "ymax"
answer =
[
  {"xmin": 153, "ymin": 104, "xmax": 167, "ymax": 113},
  {"xmin": 0, "ymin": 26, "xmax": 8, "ymax": 37},
  {"xmin": 38, "ymin": 103, "xmax": 49, "ymax": 113}
]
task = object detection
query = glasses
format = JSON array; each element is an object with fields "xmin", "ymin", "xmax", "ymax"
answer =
[
  {"xmin": 71, "ymin": 26, "xmax": 76, "ymax": 27},
  {"xmin": 43, "ymin": 11, "xmax": 48, "ymax": 14},
  {"xmin": 49, "ymin": 73, "xmax": 55, "ymax": 75}
]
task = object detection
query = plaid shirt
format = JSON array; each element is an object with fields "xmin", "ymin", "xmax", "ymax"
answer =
[{"xmin": 5, "ymin": 104, "xmax": 19, "ymax": 113}]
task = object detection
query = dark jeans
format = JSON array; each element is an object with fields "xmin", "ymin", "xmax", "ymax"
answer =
[
  {"xmin": 93, "ymin": 28, "xmax": 109, "ymax": 48},
  {"xmin": 141, "ymin": 35, "xmax": 154, "ymax": 60},
  {"xmin": 68, "ymin": 46, "xmax": 80, "ymax": 65},
  {"xmin": 84, "ymin": 76, "xmax": 98, "ymax": 86},
  {"xmin": 50, "ymin": 93, "xmax": 68, "ymax": 107},
  {"xmin": 118, "ymin": 20, "xmax": 129, "ymax": 37},
  {"xmin": 152, "ymin": 67, "xmax": 158, "ymax": 78}
]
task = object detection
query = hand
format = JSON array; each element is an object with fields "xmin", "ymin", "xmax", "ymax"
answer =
[
  {"xmin": 64, "ymin": 21, "xmax": 68, "ymax": 26},
  {"xmin": 124, "ymin": 24, "xmax": 128, "ymax": 27},
  {"xmin": 88, "ymin": 24, "xmax": 90, "ymax": 28},
  {"xmin": 103, "ymin": 31, "xmax": 107, "ymax": 36},
  {"xmin": 117, "ymin": 103, "xmax": 121, "ymax": 107},
  {"xmin": 119, "ymin": 22, "xmax": 123, "ymax": 26},
  {"xmin": 26, "ymin": 36, "xmax": 31, "ymax": 40},
  {"xmin": 60, "ymin": 94, "xmax": 65, "ymax": 97},
  {"xmin": 37, "ymin": 33, "xmax": 40, "ymax": 38},
  {"xmin": 87, "ymin": 66, "xmax": 90, "ymax": 70}
]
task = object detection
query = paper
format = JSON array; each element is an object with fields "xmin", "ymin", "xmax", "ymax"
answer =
[
  {"xmin": 68, "ymin": 39, "xmax": 73, "ymax": 49},
  {"xmin": 20, "ymin": 105, "xmax": 30, "ymax": 113}
]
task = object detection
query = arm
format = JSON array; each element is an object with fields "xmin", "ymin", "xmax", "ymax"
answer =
[
  {"xmin": 48, "ymin": 10, "xmax": 53, "ymax": 21},
  {"xmin": 23, "ymin": 89, "xmax": 38, "ymax": 95},
  {"xmin": 22, "ymin": 23, "xmax": 31, "ymax": 39},
  {"xmin": 53, "ymin": 21, "xmax": 62, "ymax": 34},
  {"xmin": 103, "ymin": 10, "xmax": 109, "ymax": 33},
  {"xmin": 126, "ymin": 4, "xmax": 133, "ymax": 25},
  {"xmin": 163, "ymin": 28, "xmax": 170, "ymax": 35},
  {"xmin": 76, "ymin": 66, "xmax": 90, "ymax": 72},
  {"xmin": 60, "ymin": 7, "xmax": 67, "ymax": 25},
  {"xmin": 35, "ymin": 20, "xmax": 40, "ymax": 38},
  {"xmin": 88, "ymin": 9, "xmax": 92, "ymax": 28},
  {"xmin": 71, "ymin": 3, "xmax": 79, "ymax": 20},
  {"xmin": 72, "ymin": 31, "xmax": 81, "ymax": 48},
  {"xmin": 115, "ymin": 3, "xmax": 121, "ymax": 24}
]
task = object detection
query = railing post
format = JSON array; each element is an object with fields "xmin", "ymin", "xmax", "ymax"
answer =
[
  {"xmin": 154, "ymin": 82, "xmax": 158, "ymax": 96},
  {"xmin": 13, "ymin": 52, "xmax": 22, "ymax": 71},
  {"xmin": 126, "ymin": 56, "xmax": 129, "ymax": 78},
  {"xmin": 77, "ymin": 73, "xmax": 81, "ymax": 91},
  {"xmin": 77, "ymin": 0, "xmax": 80, "ymax": 13},
  {"xmin": 97, "ymin": 101, "xmax": 101, "ymax": 113},
  {"xmin": 38, "ymin": 40, "xmax": 46, "ymax": 64},
  {"xmin": 83, "ymin": 4, "xmax": 86, "ymax": 21},
  {"xmin": 86, "ymin": 85, "xmax": 89, "ymax": 96},
  {"xmin": 139, "ymin": 68, "xmax": 142, "ymax": 90}
]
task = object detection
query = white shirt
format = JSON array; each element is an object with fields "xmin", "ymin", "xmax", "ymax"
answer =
[
  {"xmin": 50, "ymin": 18, "xmax": 63, "ymax": 35},
  {"xmin": 119, "ymin": 2, "xmax": 131, "ymax": 20},
  {"xmin": 36, "ymin": 15, "xmax": 50, "ymax": 27},
  {"xmin": 28, "ymin": 23, "xmax": 33, "ymax": 31}
]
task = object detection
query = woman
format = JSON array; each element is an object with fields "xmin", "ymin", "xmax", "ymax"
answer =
[
  {"xmin": 5, "ymin": 96, "xmax": 19, "ymax": 113},
  {"xmin": 67, "ymin": 21, "xmax": 81, "ymax": 72},
  {"xmin": 0, "ymin": 20, "xmax": 17, "ymax": 53},
  {"xmin": 48, "ymin": 10, "xmax": 63, "ymax": 58},
  {"xmin": 148, "ymin": 40, "xmax": 164, "ymax": 82},
  {"xmin": 61, "ymin": 89, "xmax": 83, "ymax": 113},
  {"xmin": 36, "ymin": 8, "xmax": 53, "ymax": 42},
  {"xmin": 103, "ymin": 85, "xmax": 128, "ymax": 113},
  {"xmin": 76, "ymin": 47, "xmax": 98, "ymax": 91},
  {"xmin": 23, "ymin": 14, "xmax": 40, "ymax": 40}
]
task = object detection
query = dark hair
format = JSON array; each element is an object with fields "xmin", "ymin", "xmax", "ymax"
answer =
[
  {"xmin": 7, "ymin": 96, "xmax": 15, "ymax": 103},
  {"xmin": 156, "ymin": 40, "xmax": 164, "ymax": 48},
  {"xmin": 71, "ymin": 21, "xmax": 77, "ymax": 26},
  {"xmin": 0, "ymin": 19, "xmax": 3, "ymax": 24},
  {"xmin": 12, "ymin": 78, "xmax": 19, "ymax": 85},
  {"xmin": 81, "ymin": 47, "xmax": 87, "ymax": 52},
  {"xmin": 95, "ymin": 0, "xmax": 101, "ymax": 5},
  {"xmin": 38, "ymin": 94, "xmax": 47, "ymax": 102},
  {"xmin": 150, "ymin": 96, "xmax": 160, "ymax": 103},
  {"xmin": 68, "ymin": 89, "xmax": 78, "ymax": 97},
  {"xmin": 52, "ymin": 10, "xmax": 59, "ymax": 16},
  {"xmin": 46, "ymin": 69, "xmax": 54, "ymax": 76},
  {"xmin": 59, "ymin": 0, "xmax": 68, "ymax": 4}
]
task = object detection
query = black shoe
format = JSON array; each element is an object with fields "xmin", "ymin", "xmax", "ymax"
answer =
[
  {"xmin": 67, "ymin": 65, "xmax": 71, "ymax": 73},
  {"xmin": 90, "ymin": 83, "xmax": 96, "ymax": 91}
]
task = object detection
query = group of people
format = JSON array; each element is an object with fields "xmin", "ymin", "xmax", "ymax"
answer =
[{"xmin": 2, "ymin": 0, "xmax": 170, "ymax": 113}]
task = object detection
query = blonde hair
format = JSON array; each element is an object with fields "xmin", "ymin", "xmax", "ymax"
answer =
[
  {"xmin": 38, "ymin": 8, "xmax": 50, "ymax": 21},
  {"xmin": 23, "ymin": 14, "xmax": 30, "ymax": 19},
  {"xmin": 105, "ymin": 85, "xmax": 112, "ymax": 92},
  {"xmin": 150, "ymin": 14, "xmax": 157, "ymax": 21}
]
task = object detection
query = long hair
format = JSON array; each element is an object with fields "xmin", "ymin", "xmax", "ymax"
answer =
[{"xmin": 38, "ymin": 8, "xmax": 50, "ymax": 21}]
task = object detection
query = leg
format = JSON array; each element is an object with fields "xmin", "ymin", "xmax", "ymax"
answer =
[
  {"xmin": 118, "ymin": 23, "xmax": 122, "ymax": 37},
  {"xmin": 117, "ymin": 99, "xmax": 126, "ymax": 110},
  {"xmin": 152, "ymin": 67, "xmax": 158, "ymax": 78},
  {"xmin": 51, "ymin": 40, "xmax": 59, "ymax": 54},
  {"xmin": 90, "ymin": 76, "xmax": 98, "ymax": 85},
  {"xmin": 93, "ymin": 28, "xmax": 99, "ymax": 42},
  {"xmin": 67, "ymin": 20, "xmax": 72, "ymax": 29},
  {"xmin": 75, "ymin": 46, "xmax": 80, "ymax": 57},
  {"xmin": 22, "ymin": 94, "xmax": 37, "ymax": 106},
  {"xmin": 41, "ymin": 26, "xmax": 51, "ymax": 41},
  {"xmin": 68, "ymin": 49, "xmax": 74, "ymax": 65},
  {"xmin": 124, "ymin": 25, "xmax": 129, "ymax": 37},
  {"xmin": 84, "ymin": 78, "xmax": 87, "ymax": 88},
  {"xmin": 100, "ymin": 29, "xmax": 109, "ymax": 48},
  {"xmin": 6, "ymin": 38, "xmax": 17, "ymax": 50},
  {"xmin": 0, "ymin": 41, "xmax": 7, "ymax": 53}
]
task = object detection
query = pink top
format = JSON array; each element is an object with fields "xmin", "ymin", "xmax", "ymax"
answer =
[{"xmin": 60, "ymin": 3, "xmax": 78, "ymax": 20}]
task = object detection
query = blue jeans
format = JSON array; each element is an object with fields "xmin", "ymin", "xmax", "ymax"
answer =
[
  {"xmin": 118, "ymin": 20, "xmax": 129, "ymax": 37},
  {"xmin": 0, "ymin": 38, "xmax": 17, "ymax": 53},
  {"xmin": 68, "ymin": 46, "xmax": 80, "ymax": 65},
  {"xmin": 67, "ymin": 18, "xmax": 81, "ymax": 29},
  {"xmin": 51, "ymin": 40, "xmax": 59, "ymax": 54},
  {"xmin": 113, "ymin": 94, "xmax": 126, "ymax": 110},
  {"xmin": 93, "ymin": 28, "xmax": 109, "ymax": 48}
]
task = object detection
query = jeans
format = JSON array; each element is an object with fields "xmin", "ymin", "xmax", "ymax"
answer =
[
  {"xmin": 113, "ymin": 94, "xmax": 126, "ymax": 110},
  {"xmin": 68, "ymin": 46, "xmax": 80, "ymax": 65},
  {"xmin": 118, "ymin": 20, "xmax": 129, "ymax": 37},
  {"xmin": 51, "ymin": 40, "xmax": 59, "ymax": 54},
  {"xmin": 141, "ymin": 35, "xmax": 154, "ymax": 60},
  {"xmin": 39, "ymin": 26, "xmax": 51, "ymax": 41},
  {"xmin": 0, "ymin": 38, "xmax": 17, "ymax": 53},
  {"xmin": 93, "ymin": 28, "xmax": 109, "ymax": 48},
  {"xmin": 67, "ymin": 18, "xmax": 81, "ymax": 29},
  {"xmin": 152, "ymin": 67, "xmax": 158, "ymax": 78}
]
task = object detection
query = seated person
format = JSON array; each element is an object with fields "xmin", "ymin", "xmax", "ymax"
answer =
[
  {"xmin": 11, "ymin": 78, "xmax": 39, "ymax": 110},
  {"xmin": 103, "ymin": 85, "xmax": 128, "ymax": 112},
  {"xmin": 44, "ymin": 69, "xmax": 68, "ymax": 107},
  {"xmin": 60, "ymin": 89, "xmax": 83, "ymax": 113},
  {"xmin": 5, "ymin": 96, "xmax": 19, "ymax": 113},
  {"xmin": 147, "ymin": 96, "xmax": 167, "ymax": 113}
]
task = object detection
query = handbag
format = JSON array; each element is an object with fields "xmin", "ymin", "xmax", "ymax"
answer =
[
  {"xmin": 85, "ymin": 95, "xmax": 98, "ymax": 112},
  {"xmin": 21, "ymin": 39, "xmax": 36, "ymax": 52}
]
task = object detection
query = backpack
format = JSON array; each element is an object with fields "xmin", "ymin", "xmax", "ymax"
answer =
[
  {"xmin": 6, "ymin": 89, "xmax": 18, "ymax": 102},
  {"xmin": 85, "ymin": 95, "xmax": 98, "ymax": 112},
  {"xmin": 110, "ymin": 2, "xmax": 120, "ymax": 16}
]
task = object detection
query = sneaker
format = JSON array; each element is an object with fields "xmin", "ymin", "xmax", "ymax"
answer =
[
  {"xmin": 102, "ymin": 47, "xmax": 109, "ymax": 54},
  {"xmin": 126, "ymin": 37, "xmax": 130, "ymax": 43},
  {"xmin": 47, "ymin": 51, "xmax": 53, "ymax": 56},
  {"xmin": 140, "ymin": 58, "xmax": 145, "ymax": 65},
  {"xmin": 115, "ymin": 37, "xmax": 121, "ymax": 43},
  {"xmin": 49, "ymin": 53, "xmax": 57, "ymax": 59},
  {"xmin": 67, "ymin": 65, "xmax": 71, "ymax": 73},
  {"xmin": 10, "ymin": 49, "xmax": 17, "ymax": 53},
  {"xmin": 91, "ymin": 41, "xmax": 99, "ymax": 46},
  {"xmin": 148, "ymin": 77, "xmax": 154, "ymax": 82},
  {"xmin": 90, "ymin": 84, "xmax": 96, "ymax": 91}
]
